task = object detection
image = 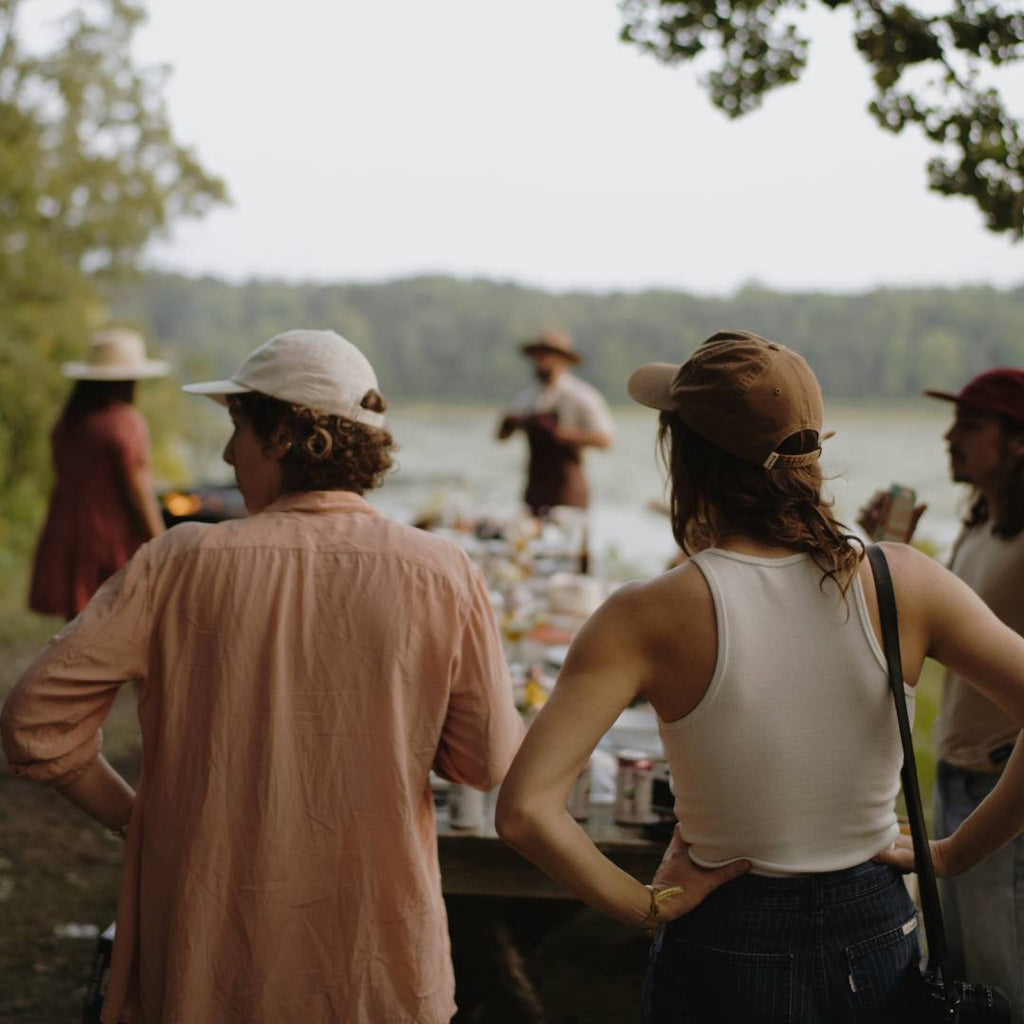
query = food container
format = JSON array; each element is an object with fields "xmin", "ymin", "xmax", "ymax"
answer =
[
  {"xmin": 448, "ymin": 783, "xmax": 485, "ymax": 829},
  {"xmin": 567, "ymin": 760, "xmax": 592, "ymax": 821},
  {"xmin": 614, "ymin": 749, "xmax": 656, "ymax": 825},
  {"xmin": 546, "ymin": 572, "xmax": 604, "ymax": 620}
]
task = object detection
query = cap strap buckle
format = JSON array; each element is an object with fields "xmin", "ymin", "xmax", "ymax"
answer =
[{"xmin": 762, "ymin": 451, "xmax": 780, "ymax": 469}]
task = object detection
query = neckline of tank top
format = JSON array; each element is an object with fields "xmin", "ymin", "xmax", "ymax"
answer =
[{"xmin": 702, "ymin": 547, "xmax": 811, "ymax": 567}]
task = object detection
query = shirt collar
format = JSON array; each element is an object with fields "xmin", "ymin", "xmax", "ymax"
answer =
[{"xmin": 262, "ymin": 489, "xmax": 383, "ymax": 517}]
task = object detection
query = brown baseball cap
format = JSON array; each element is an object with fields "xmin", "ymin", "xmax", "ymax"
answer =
[
  {"xmin": 627, "ymin": 330, "xmax": 828, "ymax": 469},
  {"xmin": 521, "ymin": 330, "xmax": 582, "ymax": 364}
]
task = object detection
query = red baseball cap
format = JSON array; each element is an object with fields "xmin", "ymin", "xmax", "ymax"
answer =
[{"xmin": 924, "ymin": 368, "xmax": 1024, "ymax": 425}]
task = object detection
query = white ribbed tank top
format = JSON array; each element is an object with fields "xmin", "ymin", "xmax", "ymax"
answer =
[{"xmin": 659, "ymin": 547, "xmax": 912, "ymax": 876}]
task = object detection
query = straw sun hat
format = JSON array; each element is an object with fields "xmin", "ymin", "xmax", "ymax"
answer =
[
  {"xmin": 520, "ymin": 330, "xmax": 582, "ymax": 364},
  {"xmin": 61, "ymin": 329, "xmax": 169, "ymax": 380}
]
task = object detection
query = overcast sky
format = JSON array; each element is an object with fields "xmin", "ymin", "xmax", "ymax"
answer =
[{"xmin": 127, "ymin": 0, "xmax": 1024, "ymax": 295}]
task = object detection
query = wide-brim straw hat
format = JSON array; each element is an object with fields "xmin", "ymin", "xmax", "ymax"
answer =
[
  {"xmin": 62, "ymin": 328, "xmax": 170, "ymax": 380},
  {"xmin": 520, "ymin": 330, "xmax": 582, "ymax": 364}
]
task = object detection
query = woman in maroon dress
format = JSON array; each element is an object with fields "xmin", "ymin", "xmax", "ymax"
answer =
[{"xmin": 29, "ymin": 329, "xmax": 169, "ymax": 620}]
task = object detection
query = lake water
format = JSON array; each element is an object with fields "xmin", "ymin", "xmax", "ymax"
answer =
[
  {"xmin": 189, "ymin": 401, "xmax": 965, "ymax": 578},
  {"xmin": 370, "ymin": 403, "xmax": 964, "ymax": 577}
]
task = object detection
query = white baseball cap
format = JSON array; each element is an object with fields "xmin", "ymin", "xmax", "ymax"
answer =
[{"xmin": 183, "ymin": 329, "xmax": 385, "ymax": 428}]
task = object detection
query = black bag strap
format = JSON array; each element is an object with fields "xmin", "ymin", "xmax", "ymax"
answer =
[{"xmin": 865, "ymin": 544, "xmax": 949, "ymax": 971}]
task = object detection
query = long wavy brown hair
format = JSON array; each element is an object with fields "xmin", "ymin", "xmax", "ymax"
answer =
[
  {"xmin": 658, "ymin": 412, "xmax": 862, "ymax": 595},
  {"xmin": 61, "ymin": 380, "xmax": 135, "ymax": 422},
  {"xmin": 229, "ymin": 390, "xmax": 396, "ymax": 495},
  {"xmin": 962, "ymin": 413, "xmax": 1024, "ymax": 540}
]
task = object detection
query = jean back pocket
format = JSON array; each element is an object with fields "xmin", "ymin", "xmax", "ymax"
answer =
[
  {"xmin": 845, "ymin": 914, "xmax": 919, "ymax": 1020},
  {"xmin": 645, "ymin": 936, "xmax": 794, "ymax": 1024}
]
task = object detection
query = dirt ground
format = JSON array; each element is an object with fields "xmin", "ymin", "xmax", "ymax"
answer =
[{"xmin": 0, "ymin": 620, "xmax": 142, "ymax": 1022}]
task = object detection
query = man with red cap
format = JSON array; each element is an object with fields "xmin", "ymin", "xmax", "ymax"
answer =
[
  {"xmin": 496, "ymin": 330, "xmax": 615, "ymax": 516},
  {"xmin": 925, "ymin": 367, "xmax": 1024, "ymax": 1019}
]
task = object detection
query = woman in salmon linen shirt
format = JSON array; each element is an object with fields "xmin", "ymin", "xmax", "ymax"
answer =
[{"xmin": 2, "ymin": 329, "xmax": 524, "ymax": 1024}]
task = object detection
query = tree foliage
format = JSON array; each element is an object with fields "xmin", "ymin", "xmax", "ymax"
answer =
[
  {"xmin": 106, "ymin": 271, "xmax": 1024, "ymax": 406},
  {"xmin": 618, "ymin": 0, "xmax": 1024, "ymax": 236},
  {"xmin": 0, "ymin": 0, "xmax": 226, "ymax": 555}
]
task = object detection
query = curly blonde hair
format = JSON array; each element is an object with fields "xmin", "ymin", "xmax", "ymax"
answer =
[{"xmin": 229, "ymin": 390, "xmax": 395, "ymax": 495}]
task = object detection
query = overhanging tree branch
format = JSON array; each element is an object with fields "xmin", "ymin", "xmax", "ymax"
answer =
[{"xmin": 619, "ymin": 0, "xmax": 1024, "ymax": 235}]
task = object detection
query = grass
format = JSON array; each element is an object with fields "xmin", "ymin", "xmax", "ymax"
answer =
[
  {"xmin": 0, "ymin": 556, "xmax": 946, "ymax": 1023},
  {"xmin": 909, "ymin": 658, "xmax": 943, "ymax": 833}
]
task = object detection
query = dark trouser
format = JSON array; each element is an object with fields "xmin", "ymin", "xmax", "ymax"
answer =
[
  {"xmin": 640, "ymin": 860, "xmax": 919, "ymax": 1023},
  {"xmin": 934, "ymin": 760, "xmax": 1024, "ymax": 1022}
]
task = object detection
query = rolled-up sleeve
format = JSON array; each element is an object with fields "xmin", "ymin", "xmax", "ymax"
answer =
[
  {"xmin": 1, "ymin": 542, "xmax": 151, "ymax": 786},
  {"xmin": 434, "ymin": 566, "xmax": 524, "ymax": 790}
]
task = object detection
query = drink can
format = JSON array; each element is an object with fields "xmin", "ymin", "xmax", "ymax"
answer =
[
  {"xmin": 875, "ymin": 484, "xmax": 917, "ymax": 542},
  {"xmin": 567, "ymin": 761, "xmax": 591, "ymax": 821},
  {"xmin": 448, "ymin": 783, "xmax": 485, "ymax": 830},
  {"xmin": 615, "ymin": 749, "xmax": 655, "ymax": 825}
]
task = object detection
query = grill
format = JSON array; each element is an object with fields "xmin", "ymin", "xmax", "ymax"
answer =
[{"xmin": 160, "ymin": 486, "xmax": 246, "ymax": 528}]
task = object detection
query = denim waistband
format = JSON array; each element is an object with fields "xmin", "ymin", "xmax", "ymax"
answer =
[
  {"xmin": 708, "ymin": 860, "xmax": 902, "ymax": 911},
  {"xmin": 937, "ymin": 758, "xmax": 1004, "ymax": 782}
]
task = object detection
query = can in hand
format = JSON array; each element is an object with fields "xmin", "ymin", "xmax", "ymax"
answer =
[
  {"xmin": 615, "ymin": 749, "xmax": 655, "ymax": 825},
  {"xmin": 873, "ymin": 484, "xmax": 918, "ymax": 543}
]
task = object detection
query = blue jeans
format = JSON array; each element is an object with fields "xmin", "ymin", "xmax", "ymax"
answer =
[
  {"xmin": 934, "ymin": 760, "xmax": 1024, "ymax": 1023},
  {"xmin": 639, "ymin": 861, "xmax": 919, "ymax": 1023}
]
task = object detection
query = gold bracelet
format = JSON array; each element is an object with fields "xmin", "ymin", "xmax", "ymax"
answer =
[{"xmin": 641, "ymin": 884, "xmax": 687, "ymax": 937}]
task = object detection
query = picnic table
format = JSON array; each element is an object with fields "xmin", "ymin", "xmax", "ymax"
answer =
[
  {"xmin": 420, "ymin": 512, "xmax": 672, "ymax": 1020},
  {"xmin": 439, "ymin": 802, "xmax": 668, "ymax": 899},
  {"xmin": 436, "ymin": 703, "xmax": 669, "ymax": 898},
  {"xmin": 437, "ymin": 700, "xmax": 669, "ymax": 1023}
]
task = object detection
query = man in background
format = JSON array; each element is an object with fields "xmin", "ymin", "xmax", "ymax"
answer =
[
  {"xmin": 925, "ymin": 367, "xmax": 1024, "ymax": 1019},
  {"xmin": 496, "ymin": 330, "xmax": 614, "ymax": 516}
]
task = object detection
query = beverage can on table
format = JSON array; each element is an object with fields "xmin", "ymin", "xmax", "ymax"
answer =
[
  {"xmin": 567, "ymin": 760, "xmax": 591, "ymax": 821},
  {"xmin": 615, "ymin": 749, "xmax": 655, "ymax": 825},
  {"xmin": 448, "ymin": 783, "xmax": 485, "ymax": 829}
]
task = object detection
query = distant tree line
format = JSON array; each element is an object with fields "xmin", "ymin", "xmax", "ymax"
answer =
[{"xmin": 108, "ymin": 272, "xmax": 1024, "ymax": 404}]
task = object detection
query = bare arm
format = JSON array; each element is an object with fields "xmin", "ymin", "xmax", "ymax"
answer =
[
  {"xmin": 876, "ymin": 546, "xmax": 1024, "ymax": 875},
  {"xmin": 2, "ymin": 545, "xmax": 151, "ymax": 831},
  {"xmin": 495, "ymin": 586, "xmax": 747, "ymax": 926},
  {"xmin": 127, "ymin": 465, "xmax": 165, "ymax": 539},
  {"xmin": 57, "ymin": 755, "xmax": 134, "ymax": 831}
]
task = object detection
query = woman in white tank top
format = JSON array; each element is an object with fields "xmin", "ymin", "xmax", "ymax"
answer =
[{"xmin": 497, "ymin": 330, "xmax": 1024, "ymax": 1022}]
